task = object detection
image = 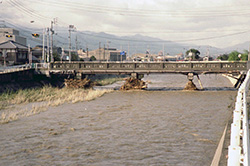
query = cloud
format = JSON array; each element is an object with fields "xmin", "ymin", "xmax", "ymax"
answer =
[{"xmin": 1, "ymin": 0, "xmax": 250, "ymax": 48}]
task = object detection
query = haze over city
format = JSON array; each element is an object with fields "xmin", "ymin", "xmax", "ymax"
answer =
[{"xmin": 1, "ymin": 0, "xmax": 250, "ymax": 49}]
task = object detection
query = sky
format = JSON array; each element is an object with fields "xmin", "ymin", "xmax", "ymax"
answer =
[{"xmin": 1, "ymin": 0, "xmax": 250, "ymax": 48}]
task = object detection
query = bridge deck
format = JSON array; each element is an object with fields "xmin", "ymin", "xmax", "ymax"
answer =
[{"xmin": 49, "ymin": 61, "xmax": 247, "ymax": 74}]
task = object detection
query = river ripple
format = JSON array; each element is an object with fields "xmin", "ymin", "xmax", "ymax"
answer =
[{"xmin": 0, "ymin": 74, "xmax": 236, "ymax": 166}]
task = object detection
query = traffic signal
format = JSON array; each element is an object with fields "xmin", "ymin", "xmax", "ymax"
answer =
[
  {"xmin": 5, "ymin": 34, "xmax": 12, "ymax": 38},
  {"xmin": 32, "ymin": 33, "xmax": 40, "ymax": 37}
]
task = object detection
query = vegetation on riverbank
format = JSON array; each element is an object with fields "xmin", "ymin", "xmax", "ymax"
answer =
[
  {"xmin": 0, "ymin": 74, "xmax": 126, "ymax": 124},
  {"xmin": 0, "ymin": 86, "xmax": 112, "ymax": 124}
]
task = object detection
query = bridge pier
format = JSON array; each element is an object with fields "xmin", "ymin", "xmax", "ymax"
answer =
[
  {"xmin": 131, "ymin": 73, "xmax": 144, "ymax": 80},
  {"xmin": 184, "ymin": 73, "xmax": 203, "ymax": 90},
  {"xmin": 75, "ymin": 72, "xmax": 86, "ymax": 79},
  {"xmin": 120, "ymin": 73, "xmax": 146, "ymax": 90}
]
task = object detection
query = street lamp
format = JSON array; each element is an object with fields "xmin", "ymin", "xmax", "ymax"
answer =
[{"xmin": 2, "ymin": 49, "xmax": 6, "ymax": 67}]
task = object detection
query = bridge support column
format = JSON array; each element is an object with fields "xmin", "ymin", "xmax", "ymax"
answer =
[
  {"xmin": 184, "ymin": 73, "xmax": 198, "ymax": 90},
  {"xmin": 196, "ymin": 75, "xmax": 204, "ymax": 90},
  {"xmin": 44, "ymin": 70, "xmax": 51, "ymax": 78},
  {"xmin": 75, "ymin": 72, "xmax": 86, "ymax": 79},
  {"xmin": 120, "ymin": 73, "xmax": 146, "ymax": 90},
  {"xmin": 131, "ymin": 73, "xmax": 144, "ymax": 80}
]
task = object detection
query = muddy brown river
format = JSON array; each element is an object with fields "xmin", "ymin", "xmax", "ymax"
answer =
[{"xmin": 0, "ymin": 74, "xmax": 236, "ymax": 166}]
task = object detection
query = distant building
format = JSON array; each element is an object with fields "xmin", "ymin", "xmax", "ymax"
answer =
[
  {"xmin": 0, "ymin": 40, "xmax": 28, "ymax": 65},
  {"xmin": 0, "ymin": 28, "xmax": 27, "ymax": 46},
  {"xmin": 77, "ymin": 49, "xmax": 88, "ymax": 60},
  {"xmin": 203, "ymin": 56, "xmax": 213, "ymax": 61},
  {"xmin": 89, "ymin": 48, "xmax": 126, "ymax": 61},
  {"xmin": 110, "ymin": 51, "xmax": 126, "ymax": 61},
  {"xmin": 176, "ymin": 53, "xmax": 184, "ymax": 60}
]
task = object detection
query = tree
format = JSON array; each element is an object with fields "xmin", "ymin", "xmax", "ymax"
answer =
[
  {"xmin": 228, "ymin": 51, "xmax": 240, "ymax": 61},
  {"xmin": 90, "ymin": 56, "xmax": 96, "ymax": 61},
  {"xmin": 71, "ymin": 53, "xmax": 79, "ymax": 61},
  {"xmin": 186, "ymin": 48, "xmax": 200, "ymax": 60},
  {"xmin": 217, "ymin": 54, "xmax": 229, "ymax": 60},
  {"xmin": 53, "ymin": 52, "xmax": 61, "ymax": 61},
  {"xmin": 241, "ymin": 50, "xmax": 248, "ymax": 61}
]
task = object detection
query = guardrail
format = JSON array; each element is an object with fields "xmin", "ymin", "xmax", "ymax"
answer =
[
  {"xmin": 32, "ymin": 63, "xmax": 49, "ymax": 69},
  {"xmin": 0, "ymin": 64, "xmax": 32, "ymax": 73},
  {"xmin": 0, "ymin": 63, "xmax": 49, "ymax": 74},
  {"xmin": 228, "ymin": 70, "xmax": 250, "ymax": 166}
]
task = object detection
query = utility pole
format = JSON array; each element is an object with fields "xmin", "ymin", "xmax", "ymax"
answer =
[
  {"xmin": 128, "ymin": 42, "xmax": 130, "ymax": 59},
  {"xmin": 163, "ymin": 43, "xmax": 165, "ymax": 56},
  {"xmin": 103, "ymin": 44, "xmax": 105, "ymax": 61},
  {"xmin": 42, "ymin": 28, "xmax": 45, "ymax": 63},
  {"xmin": 28, "ymin": 44, "xmax": 32, "ymax": 65},
  {"xmin": 99, "ymin": 42, "xmax": 101, "ymax": 60},
  {"xmin": 50, "ymin": 18, "xmax": 57, "ymax": 62},
  {"xmin": 47, "ymin": 27, "xmax": 50, "ymax": 62},
  {"xmin": 75, "ymin": 34, "xmax": 78, "ymax": 51},
  {"xmin": 3, "ymin": 49, "xmax": 6, "ymax": 67},
  {"xmin": 68, "ymin": 25, "xmax": 74, "ymax": 62},
  {"xmin": 121, "ymin": 45, "xmax": 123, "ymax": 62},
  {"xmin": 61, "ymin": 48, "xmax": 64, "ymax": 62},
  {"xmin": 50, "ymin": 20, "xmax": 54, "ymax": 62},
  {"xmin": 69, "ymin": 27, "xmax": 71, "ymax": 62},
  {"xmin": 86, "ymin": 44, "xmax": 89, "ymax": 57},
  {"xmin": 107, "ymin": 41, "xmax": 110, "ymax": 61}
]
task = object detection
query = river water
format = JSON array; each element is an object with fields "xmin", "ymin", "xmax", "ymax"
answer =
[{"xmin": 0, "ymin": 74, "xmax": 236, "ymax": 166}]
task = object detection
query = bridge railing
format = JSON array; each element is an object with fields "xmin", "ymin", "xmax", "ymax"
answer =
[
  {"xmin": 32, "ymin": 63, "xmax": 49, "ymax": 69},
  {"xmin": 49, "ymin": 61, "xmax": 247, "ymax": 73},
  {"xmin": 228, "ymin": 69, "xmax": 250, "ymax": 166},
  {"xmin": 0, "ymin": 63, "xmax": 50, "ymax": 74},
  {"xmin": 0, "ymin": 64, "xmax": 32, "ymax": 73}
]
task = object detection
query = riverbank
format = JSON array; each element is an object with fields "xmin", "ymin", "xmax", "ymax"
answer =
[
  {"xmin": 0, "ymin": 74, "xmax": 129, "ymax": 124},
  {"xmin": 0, "ymin": 74, "xmax": 127, "ymax": 93},
  {"xmin": 0, "ymin": 86, "xmax": 113, "ymax": 124}
]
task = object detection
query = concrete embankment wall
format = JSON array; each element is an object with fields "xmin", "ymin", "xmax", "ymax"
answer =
[
  {"xmin": 0, "ymin": 69, "xmax": 66, "ymax": 93},
  {"xmin": 0, "ymin": 69, "xmax": 35, "ymax": 83}
]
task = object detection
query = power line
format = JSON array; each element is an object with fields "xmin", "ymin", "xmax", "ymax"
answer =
[
  {"xmin": 7, "ymin": 0, "xmax": 48, "ymax": 21},
  {"xmin": 22, "ymin": 0, "xmax": 250, "ymax": 18},
  {"xmin": 26, "ymin": 0, "xmax": 250, "ymax": 14},
  {"xmin": 3, "ymin": 18, "xmax": 250, "ymax": 46}
]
